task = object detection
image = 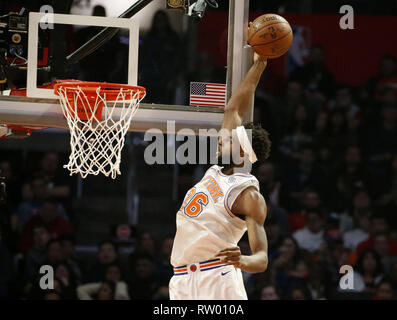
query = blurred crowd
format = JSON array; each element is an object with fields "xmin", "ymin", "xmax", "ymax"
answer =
[
  {"xmin": 247, "ymin": 45, "xmax": 397, "ymax": 299},
  {"xmin": 0, "ymin": 7, "xmax": 396, "ymax": 300}
]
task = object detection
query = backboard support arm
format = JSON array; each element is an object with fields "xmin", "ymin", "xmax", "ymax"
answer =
[
  {"xmin": 226, "ymin": 0, "xmax": 254, "ymax": 124},
  {"xmin": 66, "ymin": 0, "xmax": 154, "ymax": 65}
]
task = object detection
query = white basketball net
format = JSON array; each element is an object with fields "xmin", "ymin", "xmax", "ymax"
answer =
[{"xmin": 57, "ymin": 85, "xmax": 145, "ymax": 179}]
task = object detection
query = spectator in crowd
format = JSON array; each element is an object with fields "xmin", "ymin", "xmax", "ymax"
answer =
[
  {"xmin": 24, "ymin": 223, "xmax": 50, "ymax": 281},
  {"xmin": 272, "ymin": 236, "xmax": 306, "ymax": 297},
  {"xmin": 255, "ymin": 162, "xmax": 283, "ymax": 207},
  {"xmin": 42, "ymin": 291, "xmax": 61, "ymax": 300},
  {"xmin": 321, "ymin": 240, "xmax": 351, "ymax": 292},
  {"xmin": 75, "ymin": 6, "xmax": 123, "ymax": 83},
  {"xmin": 293, "ymin": 210, "xmax": 326, "ymax": 253},
  {"xmin": 330, "ymin": 147, "xmax": 370, "ymax": 215},
  {"xmin": 129, "ymin": 230, "xmax": 156, "ymax": 268},
  {"xmin": 77, "ymin": 281, "xmax": 116, "ymax": 300},
  {"xmin": 266, "ymin": 201, "xmax": 289, "ymax": 237},
  {"xmin": 366, "ymin": 54, "xmax": 397, "ymax": 98},
  {"xmin": 356, "ymin": 215, "xmax": 397, "ymax": 259},
  {"xmin": 354, "ymin": 249, "xmax": 384, "ymax": 294},
  {"xmin": 187, "ymin": 51, "xmax": 226, "ymax": 88},
  {"xmin": 373, "ymin": 234, "xmax": 397, "ymax": 271},
  {"xmin": 288, "ymin": 188, "xmax": 322, "ymax": 233},
  {"xmin": 287, "ymin": 285, "xmax": 313, "ymax": 300},
  {"xmin": 289, "ymin": 44, "xmax": 335, "ymax": 98},
  {"xmin": 59, "ymin": 234, "xmax": 84, "ymax": 284},
  {"xmin": 33, "ymin": 152, "xmax": 71, "ymax": 201},
  {"xmin": 140, "ymin": 10, "xmax": 182, "ymax": 104},
  {"xmin": 366, "ymin": 104, "xmax": 397, "ymax": 163},
  {"xmin": 265, "ymin": 215, "xmax": 284, "ymax": 257},
  {"xmin": 376, "ymin": 154, "xmax": 397, "ymax": 227},
  {"xmin": 343, "ymin": 210, "xmax": 371, "ymax": 251},
  {"xmin": 53, "ymin": 261, "xmax": 78, "ymax": 299},
  {"xmin": 21, "ymin": 239, "xmax": 63, "ymax": 299},
  {"xmin": 282, "ymin": 145, "xmax": 326, "ymax": 211},
  {"xmin": 153, "ymin": 285, "xmax": 170, "ymax": 300},
  {"xmin": 306, "ymin": 262, "xmax": 328, "ymax": 299},
  {"xmin": 385, "ymin": 261, "xmax": 397, "ymax": 292},
  {"xmin": 129, "ymin": 252, "xmax": 161, "ymax": 300},
  {"xmin": 32, "ymin": 151, "xmax": 74, "ymax": 217},
  {"xmin": 154, "ymin": 236, "xmax": 174, "ymax": 282},
  {"xmin": 330, "ymin": 86, "xmax": 361, "ymax": 121},
  {"xmin": 339, "ymin": 188, "xmax": 372, "ymax": 233},
  {"xmin": 86, "ymin": 240, "xmax": 120, "ymax": 283},
  {"xmin": 373, "ymin": 281, "xmax": 394, "ymax": 300},
  {"xmin": 279, "ymin": 104, "xmax": 314, "ymax": 163},
  {"xmin": 339, "ymin": 146, "xmax": 369, "ymax": 195},
  {"xmin": 19, "ymin": 199, "xmax": 73, "ymax": 252},
  {"xmin": 77, "ymin": 264, "xmax": 129, "ymax": 300},
  {"xmin": 44, "ymin": 239, "xmax": 63, "ymax": 266},
  {"xmin": 14, "ymin": 177, "xmax": 52, "ymax": 233},
  {"xmin": 260, "ymin": 283, "xmax": 280, "ymax": 300},
  {"xmin": 271, "ymin": 81, "xmax": 305, "ymax": 140},
  {"xmin": 322, "ymin": 110, "xmax": 349, "ymax": 157}
]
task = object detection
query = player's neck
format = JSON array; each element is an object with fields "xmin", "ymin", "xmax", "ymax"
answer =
[{"xmin": 221, "ymin": 163, "xmax": 245, "ymax": 175}]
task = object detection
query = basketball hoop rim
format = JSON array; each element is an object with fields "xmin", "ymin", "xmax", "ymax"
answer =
[{"xmin": 54, "ymin": 81, "xmax": 146, "ymax": 100}]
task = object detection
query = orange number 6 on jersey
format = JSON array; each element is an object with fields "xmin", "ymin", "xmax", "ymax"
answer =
[{"xmin": 184, "ymin": 193, "xmax": 209, "ymax": 218}]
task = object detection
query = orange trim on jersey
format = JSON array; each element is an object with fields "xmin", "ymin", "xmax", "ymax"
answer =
[
  {"xmin": 223, "ymin": 179, "xmax": 259, "ymax": 219},
  {"xmin": 223, "ymin": 187, "xmax": 237, "ymax": 218},
  {"xmin": 200, "ymin": 260, "xmax": 225, "ymax": 269},
  {"xmin": 217, "ymin": 170, "xmax": 253, "ymax": 178}
]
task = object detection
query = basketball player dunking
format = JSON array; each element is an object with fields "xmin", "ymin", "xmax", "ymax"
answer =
[{"xmin": 169, "ymin": 53, "xmax": 271, "ymax": 300}]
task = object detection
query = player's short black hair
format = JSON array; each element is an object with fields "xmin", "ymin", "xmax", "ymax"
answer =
[{"xmin": 244, "ymin": 122, "xmax": 271, "ymax": 162}]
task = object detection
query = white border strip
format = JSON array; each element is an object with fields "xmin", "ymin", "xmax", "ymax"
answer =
[{"xmin": 27, "ymin": 12, "xmax": 139, "ymax": 99}]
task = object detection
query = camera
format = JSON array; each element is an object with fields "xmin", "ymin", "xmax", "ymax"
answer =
[
  {"xmin": 166, "ymin": 0, "xmax": 219, "ymax": 20},
  {"xmin": 0, "ymin": 9, "xmax": 28, "ymax": 61}
]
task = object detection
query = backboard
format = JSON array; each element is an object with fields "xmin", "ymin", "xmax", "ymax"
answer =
[{"xmin": 0, "ymin": 0, "xmax": 252, "ymax": 136}]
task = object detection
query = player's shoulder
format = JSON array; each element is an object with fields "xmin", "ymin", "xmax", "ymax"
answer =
[
  {"xmin": 239, "ymin": 186, "xmax": 265, "ymax": 206},
  {"xmin": 234, "ymin": 187, "xmax": 267, "ymax": 221}
]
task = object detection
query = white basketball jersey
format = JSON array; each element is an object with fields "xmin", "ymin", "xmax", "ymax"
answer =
[{"xmin": 171, "ymin": 165, "xmax": 260, "ymax": 267}]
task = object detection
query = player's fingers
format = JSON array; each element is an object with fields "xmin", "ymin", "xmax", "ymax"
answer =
[
  {"xmin": 218, "ymin": 246, "xmax": 240, "ymax": 252},
  {"xmin": 224, "ymin": 260, "xmax": 241, "ymax": 268},
  {"xmin": 221, "ymin": 255, "xmax": 240, "ymax": 262},
  {"xmin": 220, "ymin": 257, "xmax": 239, "ymax": 264},
  {"xmin": 221, "ymin": 253, "xmax": 241, "ymax": 261},
  {"xmin": 216, "ymin": 251, "xmax": 240, "ymax": 258},
  {"xmin": 216, "ymin": 247, "xmax": 240, "ymax": 256}
]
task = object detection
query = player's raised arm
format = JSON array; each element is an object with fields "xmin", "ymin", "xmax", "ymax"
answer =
[
  {"xmin": 221, "ymin": 53, "xmax": 267, "ymax": 132},
  {"xmin": 216, "ymin": 187, "xmax": 268, "ymax": 273}
]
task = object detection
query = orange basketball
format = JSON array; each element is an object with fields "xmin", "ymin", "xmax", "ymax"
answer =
[{"xmin": 248, "ymin": 14, "xmax": 293, "ymax": 59}]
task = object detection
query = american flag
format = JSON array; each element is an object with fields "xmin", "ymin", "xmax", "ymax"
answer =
[{"xmin": 190, "ymin": 82, "xmax": 227, "ymax": 107}]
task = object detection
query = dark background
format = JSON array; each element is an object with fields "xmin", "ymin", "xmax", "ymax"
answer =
[{"xmin": 0, "ymin": 0, "xmax": 396, "ymax": 301}]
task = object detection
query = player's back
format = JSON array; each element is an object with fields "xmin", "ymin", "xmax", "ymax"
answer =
[{"xmin": 171, "ymin": 165, "xmax": 259, "ymax": 267}]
